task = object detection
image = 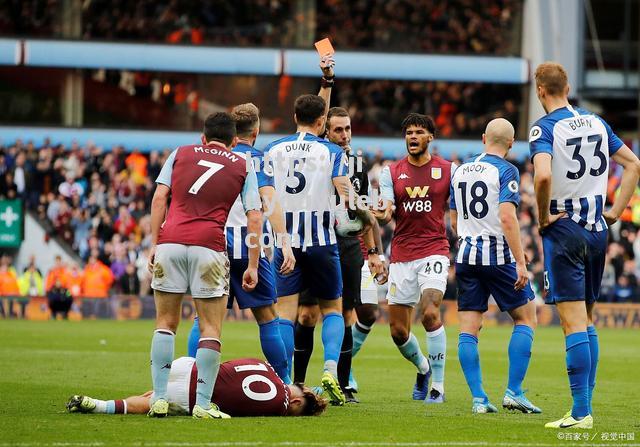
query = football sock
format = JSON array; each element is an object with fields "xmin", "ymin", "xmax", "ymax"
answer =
[
  {"xmin": 90, "ymin": 398, "xmax": 126, "ymax": 414},
  {"xmin": 458, "ymin": 333, "xmax": 488, "ymax": 401},
  {"xmin": 105, "ymin": 399, "xmax": 127, "ymax": 414},
  {"xmin": 587, "ymin": 325, "xmax": 599, "ymax": 415},
  {"xmin": 397, "ymin": 333, "xmax": 431, "ymax": 374},
  {"xmin": 338, "ymin": 325, "xmax": 353, "ymax": 389},
  {"xmin": 150, "ymin": 329, "xmax": 175, "ymax": 401},
  {"xmin": 351, "ymin": 321, "xmax": 372, "ymax": 358},
  {"xmin": 507, "ymin": 324, "xmax": 534, "ymax": 395},
  {"xmin": 187, "ymin": 317, "xmax": 200, "ymax": 358},
  {"xmin": 321, "ymin": 313, "xmax": 345, "ymax": 376},
  {"xmin": 279, "ymin": 319, "xmax": 295, "ymax": 380},
  {"xmin": 293, "ymin": 323, "xmax": 315, "ymax": 384},
  {"xmin": 427, "ymin": 325, "xmax": 446, "ymax": 393},
  {"xmin": 195, "ymin": 338, "xmax": 222, "ymax": 409},
  {"xmin": 259, "ymin": 318, "xmax": 291, "ymax": 384},
  {"xmin": 565, "ymin": 332, "xmax": 591, "ymax": 419}
]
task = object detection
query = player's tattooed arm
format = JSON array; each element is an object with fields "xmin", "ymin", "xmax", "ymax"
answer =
[
  {"xmin": 148, "ymin": 184, "xmax": 170, "ymax": 273},
  {"xmin": 606, "ymin": 145, "xmax": 640, "ymax": 225}
]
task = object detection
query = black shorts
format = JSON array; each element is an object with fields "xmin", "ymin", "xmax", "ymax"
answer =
[{"xmin": 299, "ymin": 237, "xmax": 364, "ymax": 310}]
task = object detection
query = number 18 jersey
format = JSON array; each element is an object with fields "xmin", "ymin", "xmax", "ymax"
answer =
[
  {"xmin": 529, "ymin": 105, "xmax": 624, "ymax": 231},
  {"xmin": 450, "ymin": 153, "xmax": 520, "ymax": 266}
]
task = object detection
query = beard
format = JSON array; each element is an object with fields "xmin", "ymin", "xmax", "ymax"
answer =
[{"xmin": 406, "ymin": 141, "xmax": 429, "ymax": 157}]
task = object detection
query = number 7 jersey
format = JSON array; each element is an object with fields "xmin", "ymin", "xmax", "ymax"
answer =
[
  {"xmin": 155, "ymin": 142, "xmax": 261, "ymax": 252},
  {"xmin": 529, "ymin": 105, "xmax": 624, "ymax": 231}
]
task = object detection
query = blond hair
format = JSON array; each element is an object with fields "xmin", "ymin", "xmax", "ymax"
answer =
[
  {"xmin": 534, "ymin": 62, "xmax": 568, "ymax": 96},
  {"xmin": 231, "ymin": 103, "xmax": 260, "ymax": 137}
]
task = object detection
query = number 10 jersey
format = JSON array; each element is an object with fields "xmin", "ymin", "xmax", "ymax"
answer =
[{"xmin": 529, "ymin": 105, "xmax": 624, "ymax": 232}]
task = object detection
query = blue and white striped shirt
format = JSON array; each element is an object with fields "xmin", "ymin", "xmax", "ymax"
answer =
[
  {"xmin": 225, "ymin": 143, "xmax": 272, "ymax": 260},
  {"xmin": 450, "ymin": 153, "xmax": 520, "ymax": 266},
  {"xmin": 262, "ymin": 132, "xmax": 346, "ymax": 249},
  {"xmin": 529, "ymin": 105, "xmax": 623, "ymax": 232}
]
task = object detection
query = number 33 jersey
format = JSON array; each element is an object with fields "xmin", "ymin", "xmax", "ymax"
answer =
[
  {"xmin": 529, "ymin": 105, "xmax": 624, "ymax": 231},
  {"xmin": 450, "ymin": 154, "xmax": 520, "ymax": 266}
]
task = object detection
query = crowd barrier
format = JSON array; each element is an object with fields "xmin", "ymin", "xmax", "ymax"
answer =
[{"xmin": 2, "ymin": 296, "xmax": 639, "ymax": 329}]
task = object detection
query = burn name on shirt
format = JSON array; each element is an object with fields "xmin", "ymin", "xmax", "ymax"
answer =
[{"xmin": 567, "ymin": 117, "xmax": 593, "ymax": 131}]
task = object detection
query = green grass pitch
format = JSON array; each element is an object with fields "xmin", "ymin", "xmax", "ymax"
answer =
[{"xmin": 1, "ymin": 319, "xmax": 639, "ymax": 446}]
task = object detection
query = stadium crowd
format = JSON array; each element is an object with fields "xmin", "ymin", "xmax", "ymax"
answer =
[
  {"xmin": 0, "ymin": 137, "xmax": 639, "ymax": 306},
  {"xmin": 2, "ymin": 0, "xmax": 519, "ymax": 55}
]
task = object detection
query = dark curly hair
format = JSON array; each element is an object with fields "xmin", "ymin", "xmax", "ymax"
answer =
[{"xmin": 401, "ymin": 112, "xmax": 436, "ymax": 136}]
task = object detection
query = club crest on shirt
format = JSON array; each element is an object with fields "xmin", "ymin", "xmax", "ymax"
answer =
[{"xmin": 431, "ymin": 167, "xmax": 442, "ymax": 180}]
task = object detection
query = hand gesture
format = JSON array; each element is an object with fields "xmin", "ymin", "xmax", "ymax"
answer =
[
  {"xmin": 242, "ymin": 267, "xmax": 258, "ymax": 292},
  {"xmin": 319, "ymin": 52, "xmax": 335, "ymax": 78}
]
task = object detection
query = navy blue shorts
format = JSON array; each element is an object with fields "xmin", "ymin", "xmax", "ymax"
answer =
[
  {"xmin": 227, "ymin": 256, "xmax": 277, "ymax": 309},
  {"xmin": 541, "ymin": 218, "xmax": 607, "ymax": 305},
  {"xmin": 274, "ymin": 244, "xmax": 342, "ymax": 300},
  {"xmin": 456, "ymin": 262, "xmax": 534, "ymax": 313}
]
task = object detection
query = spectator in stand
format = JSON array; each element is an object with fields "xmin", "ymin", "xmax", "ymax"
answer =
[
  {"xmin": 614, "ymin": 274, "xmax": 636, "ymax": 303},
  {"xmin": 58, "ymin": 172, "xmax": 85, "ymax": 199},
  {"xmin": 67, "ymin": 263, "xmax": 84, "ymax": 299},
  {"xmin": 81, "ymin": 252, "xmax": 114, "ymax": 299},
  {"xmin": 18, "ymin": 257, "xmax": 45, "ymax": 297},
  {"xmin": 119, "ymin": 263, "xmax": 140, "ymax": 296},
  {"xmin": 0, "ymin": 255, "xmax": 20, "ymax": 318},
  {"xmin": 47, "ymin": 278, "xmax": 73, "ymax": 320},
  {"xmin": 46, "ymin": 255, "xmax": 70, "ymax": 291},
  {"xmin": 114, "ymin": 205, "xmax": 137, "ymax": 237},
  {"xmin": 0, "ymin": 255, "xmax": 19, "ymax": 295},
  {"xmin": 71, "ymin": 209, "xmax": 92, "ymax": 256}
]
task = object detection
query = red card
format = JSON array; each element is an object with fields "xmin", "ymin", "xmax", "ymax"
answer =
[{"xmin": 314, "ymin": 38, "xmax": 335, "ymax": 56}]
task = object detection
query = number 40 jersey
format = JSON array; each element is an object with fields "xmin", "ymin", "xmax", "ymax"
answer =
[
  {"xmin": 450, "ymin": 153, "xmax": 520, "ymax": 266},
  {"xmin": 529, "ymin": 105, "xmax": 624, "ymax": 231}
]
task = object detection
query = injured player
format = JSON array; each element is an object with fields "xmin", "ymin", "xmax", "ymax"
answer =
[{"xmin": 66, "ymin": 357, "xmax": 327, "ymax": 417}]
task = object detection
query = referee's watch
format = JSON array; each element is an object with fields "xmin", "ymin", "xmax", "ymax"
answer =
[{"xmin": 367, "ymin": 247, "xmax": 379, "ymax": 256}]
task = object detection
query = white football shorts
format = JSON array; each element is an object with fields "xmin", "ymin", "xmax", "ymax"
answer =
[
  {"xmin": 165, "ymin": 356, "xmax": 195, "ymax": 416},
  {"xmin": 386, "ymin": 255, "xmax": 449, "ymax": 306},
  {"xmin": 360, "ymin": 262, "xmax": 379, "ymax": 305},
  {"xmin": 151, "ymin": 243, "xmax": 230, "ymax": 298}
]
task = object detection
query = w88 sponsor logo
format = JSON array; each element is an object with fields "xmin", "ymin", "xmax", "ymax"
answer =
[
  {"xmin": 403, "ymin": 200, "xmax": 432, "ymax": 213},
  {"xmin": 403, "ymin": 185, "xmax": 432, "ymax": 212}
]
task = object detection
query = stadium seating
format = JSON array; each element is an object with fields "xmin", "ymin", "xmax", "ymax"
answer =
[{"xmin": 1, "ymin": 0, "xmax": 520, "ymax": 55}]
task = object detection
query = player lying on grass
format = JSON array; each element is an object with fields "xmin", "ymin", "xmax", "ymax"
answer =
[{"xmin": 67, "ymin": 357, "xmax": 327, "ymax": 417}]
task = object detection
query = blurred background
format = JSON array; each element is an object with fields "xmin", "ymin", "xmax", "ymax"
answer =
[{"xmin": 0, "ymin": 0, "xmax": 638, "ymax": 321}]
